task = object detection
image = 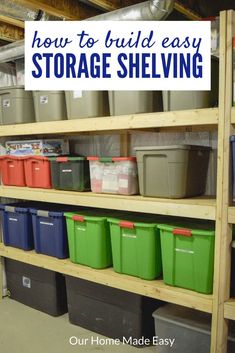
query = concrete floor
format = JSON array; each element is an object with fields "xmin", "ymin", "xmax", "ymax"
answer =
[{"xmin": 0, "ymin": 297, "xmax": 156, "ymax": 353}]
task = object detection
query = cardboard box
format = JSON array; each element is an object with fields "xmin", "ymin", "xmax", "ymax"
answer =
[{"xmin": 5, "ymin": 139, "xmax": 69, "ymax": 156}]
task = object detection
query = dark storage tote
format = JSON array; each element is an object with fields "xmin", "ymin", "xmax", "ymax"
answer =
[
  {"xmin": 24, "ymin": 156, "xmax": 52, "ymax": 189},
  {"xmin": 65, "ymin": 211, "xmax": 112, "ymax": 269},
  {"xmin": 0, "ymin": 155, "xmax": 26, "ymax": 186},
  {"xmin": 49, "ymin": 157, "xmax": 90, "ymax": 191},
  {"xmin": 5, "ymin": 259, "xmax": 67, "ymax": 316},
  {"xmin": 30, "ymin": 207, "xmax": 69, "ymax": 259},
  {"xmin": 135, "ymin": 145, "xmax": 210, "ymax": 198},
  {"xmin": 65, "ymin": 276, "xmax": 163, "ymax": 345},
  {"xmin": 108, "ymin": 216, "xmax": 162, "ymax": 280},
  {"xmin": 0, "ymin": 203, "xmax": 34, "ymax": 250},
  {"xmin": 152, "ymin": 304, "xmax": 235, "ymax": 353},
  {"xmin": 0, "ymin": 86, "xmax": 35, "ymax": 125},
  {"xmin": 158, "ymin": 222, "xmax": 215, "ymax": 294}
]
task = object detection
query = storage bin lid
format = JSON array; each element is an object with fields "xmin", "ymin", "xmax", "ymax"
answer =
[
  {"xmin": 33, "ymin": 90, "xmax": 64, "ymax": 94},
  {"xmin": 0, "ymin": 155, "xmax": 26, "ymax": 160},
  {"xmin": 0, "ymin": 85, "xmax": 25, "ymax": 91},
  {"xmin": 135, "ymin": 145, "xmax": 211, "ymax": 151},
  {"xmin": 49, "ymin": 156, "xmax": 86, "ymax": 162},
  {"xmin": 87, "ymin": 156, "xmax": 136, "ymax": 162},
  {"xmin": 153, "ymin": 304, "xmax": 235, "ymax": 341},
  {"xmin": 157, "ymin": 223, "xmax": 215, "ymax": 236},
  {"xmin": 152, "ymin": 304, "xmax": 211, "ymax": 335}
]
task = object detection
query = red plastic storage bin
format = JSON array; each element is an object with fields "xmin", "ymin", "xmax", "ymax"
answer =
[
  {"xmin": 0, "ymin": 156, "xmax": 26, "ymax": 186},
  {"xmin": 24, "ymin": 156, "xmax": 52, "ymax": 189}
]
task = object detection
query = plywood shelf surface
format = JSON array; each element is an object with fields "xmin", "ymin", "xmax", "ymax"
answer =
[
  {"xmin": 0, "ymin": 186, "xmax": 216, "ymax": 220},
  {"xmin": 0, "ymin": 243, "xmax": 213, "ymax": 314},
  {"xmin": 0, "ymin": 108, "xmax": 218, "ymax": 137}
]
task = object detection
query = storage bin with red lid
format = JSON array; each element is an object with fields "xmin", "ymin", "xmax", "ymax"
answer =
[
  {"xmin": 87, "ymin": 157, "xmax": 138, "ymax": 195},
  {"xmin": 0, "ymin": 155, "xmax": 26, "ymax": 186},
  {"xmin": 24, "ymin": 156, "xmax": 52, "ymax": 189}
]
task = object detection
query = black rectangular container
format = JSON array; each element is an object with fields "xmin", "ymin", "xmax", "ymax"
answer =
[
  {"xmin": 65, "ymin": 276, "xmax": 163, "ymax": 345},
  {"xmin": 49, "ymin": 156, "xmax": 90, "ymax": 191},
  {"xmin": 5, "ymin": 259, "xmax": 67, "ymax": 316}
]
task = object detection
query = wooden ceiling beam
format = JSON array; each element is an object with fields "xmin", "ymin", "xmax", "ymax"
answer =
[
  {"xmin": 0, "ymin": 15, "xmax": 24, "ymax": 29},
  {"xmin": 11, "ymin": 0, "xmax": 101, "ymax": 20},
  {"xmin": 0, "ymin": 21, "xmax": 24, "ymax": 42}
]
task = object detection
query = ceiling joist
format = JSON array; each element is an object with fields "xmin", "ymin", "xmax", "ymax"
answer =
[
  {"xmin": 0, "ymin": 21, "xmax": 24, "ymax": 42},
  {"xmin": 11, "ymin": 0, "xmax": 101, "ymax": 20}
]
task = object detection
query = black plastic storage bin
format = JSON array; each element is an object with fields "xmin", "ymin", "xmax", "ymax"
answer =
[
  {"xmin": 231, "ymin": 241, "xmax": 235, "ymax": 297},
  {"xmin": 0, "ymin": 203, "xmax": 34, "ymax": 251},
  {"xmin": 49, "ymin": 156, "xmax": 90, "ymax": 191},
  {"xmin": 65, "ymin": 276, "xmax": 163, "ymax": 346},
  {"xmin": 5, "ymin": 259, "xmax": 67, "ymax": 316}
]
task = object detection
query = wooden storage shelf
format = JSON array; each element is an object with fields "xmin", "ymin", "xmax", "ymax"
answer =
[
  {"xmin": 224, "ymin": 299, "xmax": 235, "ymax": 320},
  {"xmin": 0, "ymin": 186, "xmax": 216, "ymax": 220},
  {"xmin": 0, "ymin": 243, "xmax": 213, "ymax": 314},
  {"xmin": 0, "ymin": 108, "xmax": 218, "ymax": 137}
]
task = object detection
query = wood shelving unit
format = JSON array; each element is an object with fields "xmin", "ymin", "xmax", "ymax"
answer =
[
  {"xmin": 0, "ymin": 186, "xmax": 216, "ymax": 220},
  {"xmin": 0, "ymin": 10, "xmax": 234, "ymax": 353},
  {"xmin": 0, "ymin": 244, "xmax": 212, "ymax": 314}
]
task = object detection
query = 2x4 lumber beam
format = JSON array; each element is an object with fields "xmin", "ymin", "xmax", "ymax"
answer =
[
  {"xmin": 11, "ymin": 0, "xmax": 101, "ymax": 20},
  {"xmin": 0, "ymin": 21, "xmax": 24, "ymax": 42},
  {"xmin": 0, "ymin": 15, "xmax": 24, "ymax": 29}
]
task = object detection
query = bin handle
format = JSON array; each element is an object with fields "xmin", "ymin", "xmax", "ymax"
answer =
[
  {"xmin": 173, "ymin": 228, "xmax": 192, "ymax": 237},
  {"xmin": 72, "ymin": 215, "xmax": 85, "ymax": 222},
  {"xmin": 56, "ymin": 157, "xmax": 68, "ymax": 163},
  {"xmin": 119, "ymin": 221, "xmax": 134, "ymax": 229}
]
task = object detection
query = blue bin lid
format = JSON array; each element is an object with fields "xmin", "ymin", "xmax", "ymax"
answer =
[{"xmin": 29, "ymin": 208, "xmax": 64, "ymax": 218}]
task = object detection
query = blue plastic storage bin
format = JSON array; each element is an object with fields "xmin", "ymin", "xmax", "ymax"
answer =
[
  {"xmin": 0, "ymin": 203, "xmax": 34, "ymax": 250},
  {"xmin": 30, "ymin": 207, "xmax": 69, "ymax": 259}
]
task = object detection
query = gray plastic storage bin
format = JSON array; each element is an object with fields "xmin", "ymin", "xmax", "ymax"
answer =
[
  {"xmin": 33, "ymin": 91, "xmax": 67, "ymax": 122},
  {"xmin": 135, "ymin": 145, "xmax": 210, "ymax": 198},
  {"xmin": 0, "ymin": 86, "xmax": 35, "ymax": 125},
  {"xmin": 65, "ymin": 91, "xmax": 109, "ymax": 119},
  {"xmin": 108, "ymin": 91, "xmax": 162, "ymax": 115},
  {"xmin": 152, "ymin": 304, "xmax": 235, "ymax": 353},
  {"xmin": 163, "ymin": 59, "xmax": 219, "ymax": 111}
]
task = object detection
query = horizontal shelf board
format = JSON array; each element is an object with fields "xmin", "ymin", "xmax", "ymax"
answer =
[
  {"xmin": 0, "ymin": 244, "xmax": 213, "ymax": 313},
  {"xmin": 0, "ymin": 186, "xmax": 216, "ymax": 220},
  {"xmin": 0, "ymin": 108, "xmax": 218, "ymax": 137},
  {"xmin": 224, "ymin": 299, "xmax": 235, "ymax": 320}
]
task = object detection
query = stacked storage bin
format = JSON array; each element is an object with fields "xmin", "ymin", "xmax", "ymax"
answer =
[
  {"xmin": 158, "ymin": 221, "xmax": 215, "ymax": 294},
  {"xmin": 88, "ymin": 157, "xmax": 138, "ymax": 195},
  {"xmin": 33, "ymin": 91, "xmax": 67, "ymax": 121},
  {"xmin": 65, "ymin": 209, "xmax": 113, "ymax": 269},
  {"xmin": 5, "ymin": 259, "xmax": 67, "ymax": 316},
  {"xmin": 0, "ymin": 86, "xmax": 35, "ymax": 125},
  {"xmin": 65, "ymin": 276, "xmax": 164, "ymax": 345}
]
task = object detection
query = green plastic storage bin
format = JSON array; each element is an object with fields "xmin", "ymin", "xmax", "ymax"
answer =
[
  {"xmin": 49, "ymin": 157, "xmax": 90, "ymax": 191},
  {"xmin": 108, "ymin": 217, "xmax": 162, "ymax": 280},
  {"xmin": 158, "ymin": 223, "xmax": 215, "ymax": 294},
  {"xmin": 65, "ymin": 212, "xmax": 112, "ymax": 269}
]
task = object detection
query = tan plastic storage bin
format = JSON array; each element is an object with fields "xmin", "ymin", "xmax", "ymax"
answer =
[
  {"xmin": 135, "ymin": 145, "xmax": 210, "ymax": 198},
  {"xmin": 33, "ymin": 91, "xmax": 67, "ymax": 122},
  {"xmin": 108, "ymin": 91, "xmax": 162, "ymax": 116},
  {"xmin": 65, "ymin": 91, "xmax": 109, "ymax": 119},
  {"xmin": 163, "ymin": 59, "xmax": 219, "ymax": 111},
  {"xmin": 0, "ymin": 86, "xmax": 35, "ymax": 125}
]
